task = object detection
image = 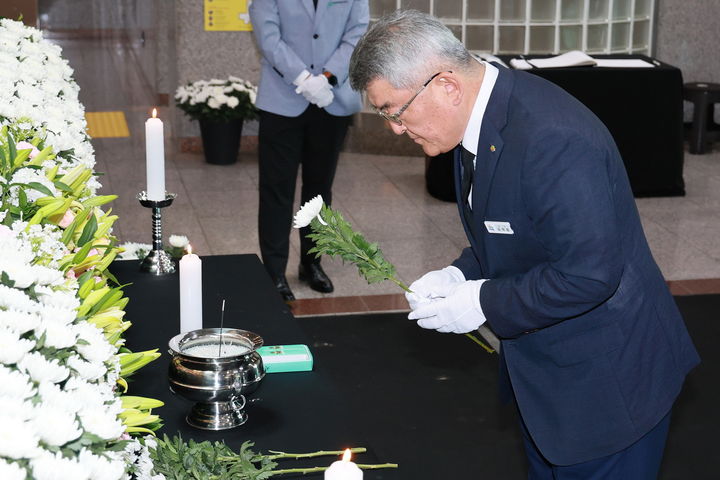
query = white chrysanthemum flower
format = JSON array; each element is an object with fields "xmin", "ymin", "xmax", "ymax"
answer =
[
  {"xmin": 0, "ymin": 414, "xmax": 39, "ymax": 459},
  {"xmin": 293, "ymin": 195, "xmax": 326, "ymax": 228},
  {"xmin": 18, "ymin": 351, "xmax": 70, "ymax": 383},
  {"xmin": 0, "ymin": 329, "xmax": 35, "ymax": 365},
  {"xmin": 36, "ymin": 319, "xmax": 79, "ymax": 349},
  {"xmin": 117, "ymin": 241, "xmax": 152, "ymax": 260},
  {"xmin": 31, "ymin": 405, "xmax": 82, "ymax": 446},
  {"xmin": 35, "ymin": 286, "xmax": 80, "ymax": 311},
  {"xmin": 9, "ymin": 167, "xmax": 58, "ymax": 203},
  {"xmin": 31, "ymin": 450, "xmax": 91, "ymax": 480},
  {"xmin": 75, "ymin": 322, "xmax": 116, "ymax": 363},
  {"xmin": 67, "ymin": 354, "xmax": 107, "ymax": 381},
  {"xmin": 0, "ymin": 309, "xmax": 40, "ymax": 335},
  {"xmin": 207, "ymin": 96, "xmax": 221, "ymax": 109},
  {"xmin": 0, "ymin": 285, "xmax": 38, "ymax": 312},
  {"xmin": 226, "ymin": 96, "xmax": 240, "ymax": 108},
  {"xmin": 168, "ymin": 234, "xmax": 189, "ymax": 248},
  {"xmin": 78, "ymin": 407, "xmax": 124, "ymax": 440},
  {"xmin": 38, "ymin": 382, "xmax": 81, "ymax": 414},
  {"xmin": 0, "ymin": 459, "xmax": 26, "ymax": 480},
  {"xmin": 78, "ymin": 449, "xmax": 125, "ymax": 480},
  {"xmin": 0, "ymin": 365, "xmax": 35, "ymax": 399}
]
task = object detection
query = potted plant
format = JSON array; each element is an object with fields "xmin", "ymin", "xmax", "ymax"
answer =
[{"xmin": 175, "ymin": 76, "xmax": 259, "ymax": 165}]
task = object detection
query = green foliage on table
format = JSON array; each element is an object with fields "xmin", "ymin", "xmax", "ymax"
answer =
[{"xmin": 150, "ymin": 434, "xmax": 398, "ymax": 479}]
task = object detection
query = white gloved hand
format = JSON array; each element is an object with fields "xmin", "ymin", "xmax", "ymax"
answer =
[
  {"xmin": 294, "ymin": 73, "xmax": 334, "ymax": 107},
  {"xmin": 408, "ymin": 280, "xmax": 487, "ymax": 333},
  {"xmin": 405, "ymin": 266, "xmax": 465, "ymax": 310}
]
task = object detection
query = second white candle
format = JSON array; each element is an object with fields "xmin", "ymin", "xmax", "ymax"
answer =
[{"xmin": 180, "ymin": 247, "xmax": 203, "ymax": 333}]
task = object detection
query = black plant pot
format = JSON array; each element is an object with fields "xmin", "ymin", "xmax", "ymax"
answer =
[{"xmin": 198, "ymin": 118, "xmax": 243, "ymax": 165}]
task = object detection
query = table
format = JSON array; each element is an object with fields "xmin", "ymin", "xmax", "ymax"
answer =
[
  {"xmin": 426, "ymin": 54, "xmax": 685, "ymax": 200},
  {"xmin": 113, "ymin": 255, "xmax": 390, "ymax": 477}
]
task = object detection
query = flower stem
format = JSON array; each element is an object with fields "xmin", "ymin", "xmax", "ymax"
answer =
[
  {"xmin": 270, "ymin": 463, "xmax": 399, "ymax": 476},
  {"xmin": 464, "ymin": 332, "xmax": 495, "ymax": 353},
  {"xmin": 262, "ymin": 447, "xmax": 366, "ymax": 461}
]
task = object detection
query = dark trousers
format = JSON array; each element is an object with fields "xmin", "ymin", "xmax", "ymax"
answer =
[
  {"xmin": 258, "ymin": 105, "xmax": 351, "ymax": 280},
  {"xmin": 521, "ymin": 410, "xmax": 672, "ymax": 479}
]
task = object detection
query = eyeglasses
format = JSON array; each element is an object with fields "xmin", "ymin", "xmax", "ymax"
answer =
[{"xmin": 374, "ymin": 71, "xmax": 450, "ymax": 126}]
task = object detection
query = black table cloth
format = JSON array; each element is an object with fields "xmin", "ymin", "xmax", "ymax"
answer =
[
  {"xmin": 113, "ymin": 255, "xmax": 389, "ymax": 477},
  {"xmin": 426, "ymin": 54, "xmax": 685, "ymax": 200}
]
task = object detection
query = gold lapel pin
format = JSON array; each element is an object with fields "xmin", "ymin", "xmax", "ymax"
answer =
[{"xmin": 490, "ymin": 145, "xmax": 496, "ymax": 152}]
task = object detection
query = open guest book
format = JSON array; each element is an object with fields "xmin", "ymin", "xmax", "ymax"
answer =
[{"xmin": 509, "ymin": 50, "xmax": 656, "ymax": 70}]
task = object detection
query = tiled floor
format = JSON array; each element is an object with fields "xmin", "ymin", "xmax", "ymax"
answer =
[{"xmin": 54, "ymin": 34, "xmax": 720, "ymax": 317}]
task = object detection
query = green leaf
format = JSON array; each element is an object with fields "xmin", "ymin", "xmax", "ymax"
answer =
[
  {"xmin": 25, "ymin": 181, "xmax": 54, "ymax": 197},
  {"xmin": 76, "ymin": 213, "xmax": 97, "ymax": 247},
  {"xmin": 1, "ymin": 271, "xmax": 16, "ymax": 288},
  {"xmin": 53, "ymin": 180, "xmax": 74, "ymax": 193}
]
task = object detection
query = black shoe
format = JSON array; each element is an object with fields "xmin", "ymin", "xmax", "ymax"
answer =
[
  {"xmin": 298, "ymin": 263, "xmax": 334, "ymax": 293},
  {"xmin": 273, "ymin": 275, "xmax": 295, "ymax": 302}
]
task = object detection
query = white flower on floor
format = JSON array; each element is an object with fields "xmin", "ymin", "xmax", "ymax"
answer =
[
  {"xmin": 0, "ymin": 414, "xmax": 39, "ymax": 459},
  {"xmin": 168, "ymin": 234, "xmax": 189, "ymax": 248},
  {"xmin": 0, "ymin": 459, "xmax": 26, "ymax": 480},
  {"xmin": 31, "ymin": 450, "xmax": 90, "ymax": 480},
  {"xmin": 30, "ymin": 405, "xmax": 82, "ymax": 446},
  {"xmin": 17, "ymin": 351, "xmax": 70, "ymax": 384},
  {"xmin": 293, "ymin": 195, "xmax": 326, "ymax": 228}
]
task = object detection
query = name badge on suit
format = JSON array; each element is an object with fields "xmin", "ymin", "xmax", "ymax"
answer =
[{"xmin": 484, "ymin": 221, "xmax": 514, "ymax": 234}]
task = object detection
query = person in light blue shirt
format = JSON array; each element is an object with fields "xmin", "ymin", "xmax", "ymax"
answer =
[{"xmin": 249, "ymin": 0, "xmax": 369, "ymax": 301}]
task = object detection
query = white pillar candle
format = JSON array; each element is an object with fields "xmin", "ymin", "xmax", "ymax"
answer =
[
  {"xmin": 145, "ymin": 108, "xmax": 165, "ymax": 201},
  {"xmin": 325, "ymin": 449, "xmax": 362, "ymax": 480},
  {"xmin": 179, "ymin": 247, "xmax": 202, "ymax": 333}
]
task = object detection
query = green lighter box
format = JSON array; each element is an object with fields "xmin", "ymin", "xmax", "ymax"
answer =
[{"xmin": 257, "ymin": 344, "xmax": 313, "ymax": 373}]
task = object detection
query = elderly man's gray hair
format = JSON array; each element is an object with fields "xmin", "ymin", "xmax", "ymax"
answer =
[{"xmin": 349, "ymin": 10, "xmax": 473, "ymax": 92}]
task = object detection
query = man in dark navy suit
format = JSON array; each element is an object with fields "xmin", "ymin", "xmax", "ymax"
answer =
[{"xmin": 349, "ymin": 10, "xmax": 699, "ymax": 479}]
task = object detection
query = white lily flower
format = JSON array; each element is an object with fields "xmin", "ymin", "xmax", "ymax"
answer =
[{"xmin": 293, "ymin": 195, "xmax": 327, "ymax": 228}]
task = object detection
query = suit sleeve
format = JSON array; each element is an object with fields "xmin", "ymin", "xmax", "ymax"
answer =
[
  {"xmin": 323, "ymin": 0, "xmax": 369, "ymax": 85},
  {"xmin": 480, "ymin": 128, "xmax": 624, "ymax": 338},
  {"xmin": 249, "ymin": 0, "xmax": 307, "ymax": 85}
]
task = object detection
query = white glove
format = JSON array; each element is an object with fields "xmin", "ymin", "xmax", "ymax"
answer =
[
  {"xmin": 408, "ymin": 280, "xmax": 487, "ymax": 333},
  {"xmin": 405, "ymin": 266, "xmax": 465, "ymax": 310},
  {"xmin": 294, "ymin": 72, "xmax": 334, "ymax": 107}
]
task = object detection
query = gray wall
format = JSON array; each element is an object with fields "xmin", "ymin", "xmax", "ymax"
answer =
[{"xmin": 655, "ymin": 0, "xmax": 720, "ymax": 84}]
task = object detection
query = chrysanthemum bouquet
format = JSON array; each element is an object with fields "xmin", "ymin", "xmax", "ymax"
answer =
[
  {"xmin": 174, "ymin": 76, "xmax": 259, "ymax": 123},
  {"xmin": 0, "ymin": 18, "xmax": 163, "ymax": 480}
]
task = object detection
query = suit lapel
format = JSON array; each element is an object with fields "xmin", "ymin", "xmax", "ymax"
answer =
[
  {"xmin": 313, "ymin": 0, "xmax": 329, "ymax": 27},
  {"xmin": 302, "ymin": 0, "xmax": 316, "ymax": 21}
]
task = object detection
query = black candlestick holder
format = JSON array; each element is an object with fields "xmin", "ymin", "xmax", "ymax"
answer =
[{"xmin": 137, "ymin": 191, "xmax": 177, "ymax": 275}]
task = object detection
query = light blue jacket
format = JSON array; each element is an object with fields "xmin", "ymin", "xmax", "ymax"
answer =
[{"xmin": 249, "ymin": 0, "xmax": 369, "ymax": 117}]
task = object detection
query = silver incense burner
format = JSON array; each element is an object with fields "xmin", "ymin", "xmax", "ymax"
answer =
[{"xmin": 168, "ymin": 328, "xmax": 265, "ymax": 430}]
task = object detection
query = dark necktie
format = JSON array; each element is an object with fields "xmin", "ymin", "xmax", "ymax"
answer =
[
  {"xmin": 313, "ymin": 0, "xmax": 318, "ymax": 9},
  {"xmin": 460, "ymin": 146, "xmax": 475, "ymax": 230}
]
